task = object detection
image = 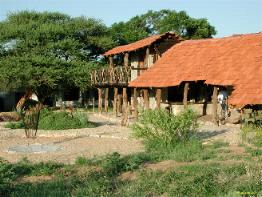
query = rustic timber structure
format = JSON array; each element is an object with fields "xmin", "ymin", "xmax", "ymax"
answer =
[
  {"xmin": 91, "ymin": 32, "xmax": 182, "ymax": 124},
  {"xmin": 129, "ymin": 32, "xmax": 262, "ymax": 124}
]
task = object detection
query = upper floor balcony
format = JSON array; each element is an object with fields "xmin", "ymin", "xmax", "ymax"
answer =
[{"xmin": 91, "ymin": 66, "xmax": 131, "ymax": 87}]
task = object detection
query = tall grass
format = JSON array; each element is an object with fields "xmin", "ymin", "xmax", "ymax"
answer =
[{"xmin": 241, "ymin": 124, "xmax": 262, "ymax": 147}]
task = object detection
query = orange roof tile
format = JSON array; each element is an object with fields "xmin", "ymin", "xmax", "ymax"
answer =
[
  {"xmin": 129, "ymin": 32, "xmax": 262, "ymax": 105},
  {"xmin": 104, "ymin": 32, "xmax": 181, "ymax": 56}
]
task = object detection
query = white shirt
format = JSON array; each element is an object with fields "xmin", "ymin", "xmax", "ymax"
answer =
[{"xmin": 217, "ymin": 90, "xmax": 228, "ymax": 104}]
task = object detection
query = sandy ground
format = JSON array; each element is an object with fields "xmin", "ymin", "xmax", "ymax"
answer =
[
  {"xmin": 0, "ymin": 113, "xmax": 241, "ymax": 164},
  {"xmin": 0, "ymin": 113, "xmax": 143, "ymax": 164}
]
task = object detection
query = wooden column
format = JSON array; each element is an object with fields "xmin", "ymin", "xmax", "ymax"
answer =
[
  {"xmin": 98, "ymin": 88, "xmax": 103, "ymax": 114},
  {"xmin": 124, "ymin": 53, "xmax": 129, "ymax": 67},
  {"xmin": 121, "ymin": 87, "xmax": 128, "ymax": 126},
  {"xmin": 156, "ymin": 88, "xmax": 162, "ymax": 109},
  {"xmin": 104, "ymin": 88, "xmax": 109, "ymax": 113},
  {"xmin": 117, "ymin": 94, "xmax": 123, "ymax": 113},
  {"xmin": 133, "ymin": 88, "xmax": 138, "ymax": 119},
  {"xmin": 143, "ymin": 89, "xmax": 149, "ymax": 110},
  {"xmin": 123, "ymin": 88, "xmax": 128, "ymax": 110},
  {"xmin": 145, "ymin": 47, "xmax": 150, "ymax": 68},
  {"xmin": 92, "ymin": 96, "xmax": 95, "ymax": 112},
  {"xmin": 109, "ymin": 56, "xmax": 114, "ymax": 68},
  {"xmin": 183, "ymin": 82, "xmax": 189, "ymax": 109},
  {"xmin": 212, "ymin": 86, "xmax": 218, "ymax": 125},
  {"xmin": 113, "ymin": 87, "xmax": 118, "ymax": 116}
]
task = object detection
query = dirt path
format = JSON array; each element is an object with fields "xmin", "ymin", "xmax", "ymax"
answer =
[
  {"xmin": 0, "ymin": 113, "xmax": 241, "ymax": 164},
  {"xmin": 0, "ymin": 113, "xmax": 143, "ymax": 164},
  {"xmin": 198, "ymin": 121, "xmax": 241, "ymax": 145}
]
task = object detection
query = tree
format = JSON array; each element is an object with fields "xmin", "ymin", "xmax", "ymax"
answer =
[
  {"xmin": 0, "ymin": 11, "xmax": 114, "ymax": 101},
  {"xmin": 110, "ymin": 9, "xmax": 216, "ymax": 45}
]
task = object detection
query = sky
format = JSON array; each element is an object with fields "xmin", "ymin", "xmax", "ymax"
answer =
[{"xmin": 0, "ymin": 0, "xmax": 262, "ymax": 38}]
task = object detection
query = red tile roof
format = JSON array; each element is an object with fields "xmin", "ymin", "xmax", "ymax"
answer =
[
  {"xmin": 129, "ymin": 32, "xmax": 262, "ymax": 105},
  {"xmin": 104, "ymin": 32, "xmax": 181, "ymax": 56}
]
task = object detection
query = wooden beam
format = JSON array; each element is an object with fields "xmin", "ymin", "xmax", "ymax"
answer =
[
  {"xmin": 124, "ymin": 53, "xmax": 129, "ymax": 67},
  {"xmin": 113, "ymin": 87, "xmax": 118, "ymax": 116},
  {"xmin": 104, "ymin": 88, "xmax": 109, "ymax": 113},
  {"xmin": 212, "ymin": 86, "xmax": 218, "ymax": 125},
  {"xmin": 183, "ymin": 82, "xmax": 189, "ymax": 109},
  {"xmin": 117, "ymin": 94, "xmax": 122, "ymax": 114},
  {"xmin": 143, "ymin": 89, "xmax": 149, "ymax": 110},
  {"xmin": 98, "ymin": 88, "xmax": 103, "ymax": 114},
  {"xmin": 156, "ymin": 88, "xmax": 161, "ymax": 109},
  {"xmin": 133, "ymin": 88, "xmax": 138, "ymax": 119},
  {"xmin": 121, "ymin": 87, "xmax": 128, "ymax": 126},
  {"xmin": 92, "ymin": 96, "xmax": 95, "ymax": 113},
  {"xmin": 145, "ymin": 47, "xmax": 150, "ymax": 68},
  {"xmin": 109, "ymin": 56, "xmax": 114, "ymax": 68},
  {"xmin": 131, "ymin": 66, "xmax": 147, "ymax": 70}
]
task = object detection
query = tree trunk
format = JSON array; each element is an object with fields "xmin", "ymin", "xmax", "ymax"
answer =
[
  {"xmin": 183, "ymin": 82, "xmax": 189, "ymax": 109},
  {"xmin": 156, "ymin": 88, "xmax": 161, "ymax": 109},
  {"xmin": 212, "ymin": 86, "xmax": 218, "ymax": 125}
]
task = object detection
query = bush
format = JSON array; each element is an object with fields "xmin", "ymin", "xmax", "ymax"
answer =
[
  {"xmin": 0, "ymin": 158, "xmax": 64, "ymax": 196},
  {"xmin": 132, "ymin": 109, "xmax": 198, "ymax": 146},
  {"xmin": 241, "ymin": 124, "xmax": 262, "ymax": 147},
  {"xmin": 5, "ymin": 108, "xmax": 94, "ymax": 130},
  {"xmin": 4, "ymin": 121, "xmax": 24, "ymax": 129}
]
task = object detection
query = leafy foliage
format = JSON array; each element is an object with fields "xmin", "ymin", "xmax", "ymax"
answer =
[
  {"xmin": 0, "ymin": 11, "xmax": 114, "ymax": 100},
  {"xmin": 5, "ymin": 109, "xmax": 94, "ymax": 130},
  {"xmin": 132, "ymin": 109, "xmax": 198, "ymax": 146},
  {"xmin": 0, "ymin": 158, "xmax": 63, "ymax": 196},
  {"xmin": 111, "ymin": 9, "xmax": 216, "ymax": 44},
  {"xmin": 241, "ymin": 124, "xmax": 262, "ymax": 147}
]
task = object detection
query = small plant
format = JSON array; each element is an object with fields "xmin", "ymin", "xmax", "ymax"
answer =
[
  {"xmin": 101, "ymin": 152, "xmax": 124, "ymax": 176},
  {"xmin": 241, "ymin": 124, "xmax": 262, "ymax": 147},
  {"xmin": 132, "ymin": 109, "xmax": 198, "ymax": 147},
  {"xmin": 5, "ymin": 121, "xmax": 24, "ymax": 129}
]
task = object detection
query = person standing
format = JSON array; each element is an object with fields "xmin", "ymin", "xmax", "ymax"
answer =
[{"xmin": 217, "ymin": 89, "xmax": 228, "ymax": 124}]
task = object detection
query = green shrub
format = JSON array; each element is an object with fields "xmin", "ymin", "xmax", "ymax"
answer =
[
  {"xmin": 132, "ymin": 109, "xmax": 198, "ymax": 147},
  {"xmin": 5, "ymin": 108, "xmax": 94, "ymax": 130},
  {"xmin": 241, "ymin": 124, "xmax": 262, "ymax": 147},
  {"xmin": 4, "ymin": 121, "xmax": 24, "ymax": 129},
  {"xmin": 0, "ymin": 158, "xmax": 64, "ymax": 196}
]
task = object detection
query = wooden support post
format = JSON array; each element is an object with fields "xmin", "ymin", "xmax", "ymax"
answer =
[
  {"xmin": 133, "ymin": 88, "xmax": 138, "ymax": 119},
  {"xmin": 109, "ymin": 56, "xmax": 114, "ymax": 68},
  {"xmin": 143, "ymin": 89, "xmax": 149, "ymax": 110},
  {"xmin": 117, "ymin": 94, "xmax": 122, "ymax": 114},
  {"xmin": 92, "ymin": 96, "xmax": 95, "ymax": 112},
  {"xmin": 98, "ymin": 88, "xmax": 103, "ymax": 114},
  {"xmin": 121, "ymin": 87, "xmax": 128, "ymax": 126},
  {"xmin": 183, "ymin": 82, "xmax": 189, "ymax": 109},
  {"xmin": 156, "ymin": 88, "xmax": 161, "ymax": 109},
  {"xmin": 104, "ymin": 88, "xmax": 109, "ymax": 113},
  {"xmin": 212, "ymin": 86, "xmax": 218, "ymax": 125},
  {"xmin": 124, "ymin": 53, "xmax": 129, "ymax": 67},
  {"xmin": 113, "ymin": 87, "xmax": 118, "ymax": 116},
  {"xmin": 145, "ymin": 47, "xmax": 150, "ymax": 68},
  {"xmin": 123, "ymin": 88, "xmax": 128, "ymax": 111}
]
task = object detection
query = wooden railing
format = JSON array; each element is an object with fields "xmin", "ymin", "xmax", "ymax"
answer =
[{"xmin": 91, "ymin": 66, "xmax": 131, "ymax": 87}]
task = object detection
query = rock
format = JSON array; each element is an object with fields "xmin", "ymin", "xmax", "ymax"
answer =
[{"xmin": 227, "ymin": 109, "xmax": 241, "ymax": 124}]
